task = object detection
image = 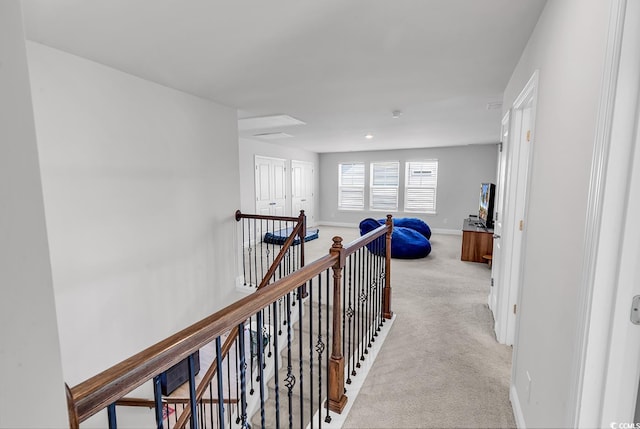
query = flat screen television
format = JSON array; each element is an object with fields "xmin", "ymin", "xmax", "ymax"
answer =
[{"xmin": 478, "ymin": 183, "xmax": 496, "ymax": 228}]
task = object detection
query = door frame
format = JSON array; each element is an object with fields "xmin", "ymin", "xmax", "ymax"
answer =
[
  {"xmin": 572, "ymin": 0, "xmax": 640, "ymax": 425},
  {"xmin": 490, "ymin": 110, "xmax": 510, "ymax": 339}
]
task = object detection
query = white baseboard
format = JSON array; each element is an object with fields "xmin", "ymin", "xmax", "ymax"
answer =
[
  {"xmin": 318, "ymin": 222, "xmax": 461, "ymax": 237},
  {"xmin": 510, "ymin": 384, "xmax": 526, "ymax": 429},
  {"xmin": 318, "ymin": 221, "xmax": 358, "ymax": 228},
  {"xmin": 431, "ymin": 228, "xmax": 461, "ymax": 236}
]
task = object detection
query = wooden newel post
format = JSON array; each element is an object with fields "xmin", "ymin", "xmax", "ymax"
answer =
[
  {"xmin": 383, "ymin": 214, "xmax": 393, "ymax": 319},
  {"xmin": 328, "ymin": 236, "xmax": 348, "ymax": 413}
]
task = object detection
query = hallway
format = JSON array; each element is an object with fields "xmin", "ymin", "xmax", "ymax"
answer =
[{"xmin": 306, "ymin": 227, "xmax": 514, "ymax": 428}]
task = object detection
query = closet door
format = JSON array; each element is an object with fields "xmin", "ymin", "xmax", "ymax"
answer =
[
  {"xmin": 291, "ymin": 160, "xmax": 314, "ymax": 225},
  {"xmin": 255, "ymin": 156, "xmax": 287, "ymax": 216}
]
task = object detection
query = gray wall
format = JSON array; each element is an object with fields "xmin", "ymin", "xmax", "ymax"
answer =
[
  {"xmin": 28, "ymin": 41, "xmax": 241, "ymax": 392},
  {"xmin": 503, "ymin": 0, "xmax": 611, "ymax": 427},
  {"xmin": 0, "ymin": 3, "xmax": 68, "ymax": 426},
  {"xmin": 319, "ymin": 144, "xmax": 498, "ymax": 231}
]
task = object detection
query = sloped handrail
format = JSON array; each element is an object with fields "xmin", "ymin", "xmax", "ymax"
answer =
[{"xmin": 65, "ymin": 216, "xmax": 392, "ymax": 428}]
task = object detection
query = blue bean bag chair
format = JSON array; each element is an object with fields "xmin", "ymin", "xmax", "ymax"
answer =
[
  {"xmin": 378, "ymin": 217, "xmax": 431, "ymax": 239},
  {"xmin": 359, "ymin": 218, "xmax": 431, "ymax": 259}
]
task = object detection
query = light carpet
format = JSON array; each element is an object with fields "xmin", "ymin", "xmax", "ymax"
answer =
[{"xmin": 305, "ymin": 226, "xmax": 515, "ymax": 429}]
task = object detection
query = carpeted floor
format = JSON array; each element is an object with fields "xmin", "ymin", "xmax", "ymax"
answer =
[{"xmin": 305, "ymin": 226, "xmax": 515, "ymax": 429}]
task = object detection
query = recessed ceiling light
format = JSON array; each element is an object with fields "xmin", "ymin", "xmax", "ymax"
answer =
[
  {"xmin": 238, "ymin": 114, "xmax": 306, "ymax": 130},
  {"xmin": 365, "ymin": 133, "xmax": 374, "ymax": 139}
]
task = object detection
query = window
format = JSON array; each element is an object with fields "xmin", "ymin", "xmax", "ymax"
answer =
[
  {"xmin": 405, "ymin": 160, "xmax": 438, "ymax": 213},
  {"xmin": 370, "ymin": 161, "xmax": 399, "ymax": 211},
  {"xmin": 338, "ymin": 162, "xmax": 365, "ymax": 210}
]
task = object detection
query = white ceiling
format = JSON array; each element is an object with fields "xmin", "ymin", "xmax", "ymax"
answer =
[{"xmin": 21, "ymin": 0, "xmax": 546, "ymax": 153}]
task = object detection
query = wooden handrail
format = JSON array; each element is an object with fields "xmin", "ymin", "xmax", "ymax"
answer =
[
  {"xmin": 69, "ymin": 253, "xmax": 336, "ymax": 424},
  {"xmin": 67, "ymin": 219, "xmax": 391, "ymax": 426},
  {"xmin": 235, "ymin": 210, "xmax": 299, "ymax": 223},
  {"xmin": 256, "ymin": 221, "xmax": 303, "ymax": 290}
]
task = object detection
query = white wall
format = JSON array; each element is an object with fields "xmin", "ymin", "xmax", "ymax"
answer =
[
  {"xmin": 503, "ymin": 0, "xmax": 611, "ymax": 427},
  {"xmin": 319, "ymin": 144, "xmax": 498, "ymax": 231},
  {"xmin": 27, "ymin": 42, "xmax": 241, "ymax": 389},
  {"xmin": 239, "ymin": 137, "xmax": 319, "ymax": 221},
  {"xmin": 0, "ymin": 3, "xmax": 68, "ymax": 427}
]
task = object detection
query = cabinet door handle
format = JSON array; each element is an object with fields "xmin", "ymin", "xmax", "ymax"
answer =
[
  {"xmin": 269, "ymin": 202, "xmax": 276, "ymax": 206},
  {"xmin": 301, "ymin": 199, "xmax": 306, "ymax": 202},
  {"xmin": 493, "ymin": 234, "xmax": 501, "ymax": 239}
]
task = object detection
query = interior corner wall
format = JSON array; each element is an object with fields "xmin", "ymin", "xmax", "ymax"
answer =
[
  {"xmin": 502, "ymin": 0, "xmax": 611, "ymax": 427},
  {"xmin": 238, "ymin": 137, "xmax": 320, "ymax": 218},
  {"xmin": 318, "ymin": 144, "xmax": 498, "ymax": 231},
  {"xmin": 26, "ymin": 41, "xmax": 241, "ymax": 388},
  {"xmin": 0, "ymin": 4, "xmax": 68, "ymax": 427}
]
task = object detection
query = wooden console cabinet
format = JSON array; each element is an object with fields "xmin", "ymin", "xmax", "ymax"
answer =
[{"xmin": 461, "ymin": 218, "xmax": 494, "ymax": 263}]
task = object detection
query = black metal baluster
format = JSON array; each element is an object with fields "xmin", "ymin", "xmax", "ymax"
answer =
[
  {"xmin": 238, "ymin": 322, "xmax": 249, "ymax": 429},
  {"xmin": 357, "ymin": 249, "xmax": 364, "ymax": 368},
  {"xmin": 235, "ymin": 339, "xmax": 241, "ymax": 424},
  {"xmin": 347, "ymin": 254, "xmax": 355, "ymax": 380},
  {"xmin": 187, "ymin": 353, "xmax": 199, "ymax": 429},
  {"xmin": 242, "ymin": 219, "xmax": 247, "ymax": 286},
  {"xmin": 249, "ymin": 315, "xmax": 255, "ymax": 396},
  {"xmin": 324, "ymin": 269, "xmax": 331, "ymax": 424},
  {"xmin": 268, "ymin": 303, "xmax": 273, "ymax": 358},
  {"xmin": 286, "ymin": 292, "xmax": 295, "ymax": 429},
  {"xmin": 360, "ymin": 248, "xmax": 367, "ymax": 363},
  {"xmin": 353, "ymin": 251, "xmax": 360, "ymax": 372},
  {"xmin": 257, "ymin": 311, "xmax": 266, "ymax": 428},
  {"xmin": 153, "ymin": 375, "xmax": 164, "ymax": 429},
  {"xmin": 272, "ymin": 301, "xmax": 281, "ymax": 429},
  {"xmin": 298, "ymin": 285, "xmax": 305, "ymax": 429},
  {"xmin": 367, "ymin": 248, "xmax": 373, "ymax": 351},
  {"xmin": 316, "ymin": 273, "xmax": 324, "ymax": 429},
  {"xmin": 107, "ymin": 402, "xmax": 117, "ymax": 429},
  {"xmin": 308, "ymin": 277, "xmax": 314, "ymax": 429},
  {"xmin": 215, "ymin": 337, "xmax": 225, "ymax": 429}
]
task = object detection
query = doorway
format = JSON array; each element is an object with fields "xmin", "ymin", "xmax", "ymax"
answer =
[{"xmin": 493, "ymin": 71, "xmax": 539, "ymax": 346}]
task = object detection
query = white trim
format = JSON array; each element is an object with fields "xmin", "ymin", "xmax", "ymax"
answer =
[
  {"xmin": 504, "ymin": 70, "xmax": 539, "ymax": 347},
  {"xmin": 431, "ymin": 228, "xmax": 461, "ymax": 236},
  {"xmin": 318, "ymin": 221, "xmax": 359, "ymax": 228},
  {"xmin": 571, "ymin": 0, "xmax": 629, "ymax": 426},
  {"xmin": 510, "ymin": 384, "xmax": 527, "ymax": 429}
]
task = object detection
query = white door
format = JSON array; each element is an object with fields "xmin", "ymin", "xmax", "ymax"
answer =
[
  {"xmin": 496, "ymin": 71, "xmax": 538, "ymax": 346},
  {"xmin": 255, "ymin": 156, "xmax": 287, "ymax": 217},
  {"xmin": 489, "ymin": 111, "xmax": 510, "ymax": 316},
  {"xmin": 291, "ymin": 160, "xmax": 315, "ymax": 225}
]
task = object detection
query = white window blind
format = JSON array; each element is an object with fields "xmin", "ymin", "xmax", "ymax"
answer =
[
  {"xmin": 338, "ymin": 162, "xmax": 365, "ymax": 210},
  {"xmin": 370, "ymin": 161, "xmax": 399, "ymax": 211},
  {"xmin": 405, "ymin": 160, "xmax": 438, "ymax": 213}
]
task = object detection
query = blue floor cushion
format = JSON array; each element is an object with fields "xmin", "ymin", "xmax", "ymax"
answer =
[
  {"xmin": 378, "ymin": 217, "xmax": 431, "ymax": 239},
  {"xmin": 264, "ymin": 227, "xmax": 319, "ymax": 246},
  {"xmin": 359, "ymin": 218, "xmax": 431, "ymax": 259}
]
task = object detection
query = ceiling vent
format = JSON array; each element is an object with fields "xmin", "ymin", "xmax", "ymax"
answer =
[
  {"xmin": 239, "ymin": 114, "xmax": 306, "ymax": 130},
  {"xmin": 253, "ymin": 132, "xmax": 293, "ymax": 140}
]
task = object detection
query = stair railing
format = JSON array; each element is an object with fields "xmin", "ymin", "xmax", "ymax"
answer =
[
  {"xmin": 235, "ymin": 210, "xmax": 307, "ymax": 290},
  {"xmin": 65, "ymin": 215, "xmax": 392, "ymax": 428}
]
